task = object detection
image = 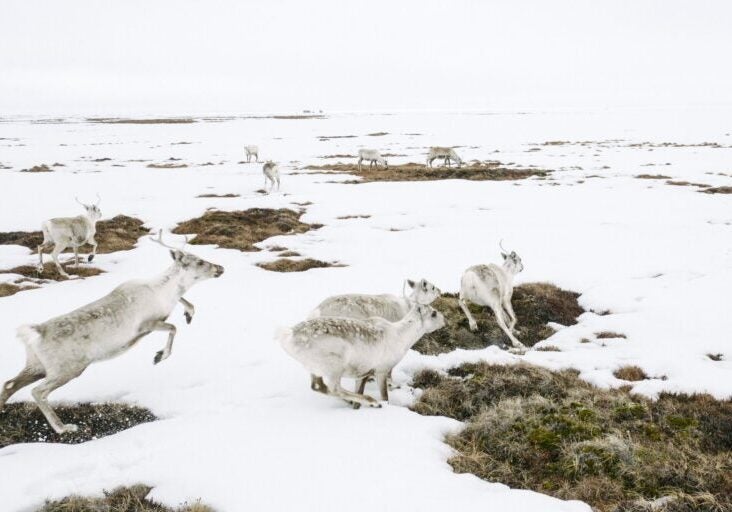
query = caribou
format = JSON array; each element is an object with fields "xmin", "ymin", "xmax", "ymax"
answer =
[
  {"xmin": 426, "ymin": 147, "xmax": 463, "ymax": 168},
  {"xmin": 262, "ymin": 161, "xmax": 280, "ymax": 193},
  {"xmin": 357, "ymin": 149, "xmax": 388, "ymax": 171},
  {"xmin": 458, "ymin": 241, "xmax": 526, "ymax": 350},
  {"xmin": 0, "ymin": 232, "xmax": 224, "ymax": 434},
  {"xmin": 245, "ymin": 145, "xmax": 259, "ymax": 163},
  {"xmin": 37, "ymin": 195, "xmax": 102, "ymax": 278}
]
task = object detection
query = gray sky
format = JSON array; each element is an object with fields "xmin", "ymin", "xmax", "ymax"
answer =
[{"xmin": 1, "ymin": 0, "xmax": 730, "ymax": 114}]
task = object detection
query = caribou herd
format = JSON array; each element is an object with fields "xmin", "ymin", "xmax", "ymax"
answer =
[{"xmin": 1, "ymin": 142, "xmax": 534, "ymax": 432}]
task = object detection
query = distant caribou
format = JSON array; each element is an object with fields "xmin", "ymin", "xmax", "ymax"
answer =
[
  {"xmin": 458, "ymin": 241, "xmax": 526, "ymax": 350},
  {"xmin": 263, "ymin": 161, "xmax": 280, "ymax": 193},
  {"xmin": 0, "ymin": 232, "xmax": 224, "ymax": 434},
  {"xmin": 37, "ymin": 195, "xmax": 102, "ymax": 278},
  {"xmin": 357, "ymin": 149, "xmax": 388, "ymax": 171},
  {"xmin": 245, "ymin": 145, "xmax": 259, "ymax": 163},
  {"xmin": 426, "ymin": 147, "xmax": 463, "ymax": 168}
]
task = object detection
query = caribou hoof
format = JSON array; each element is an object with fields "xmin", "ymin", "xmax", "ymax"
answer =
[
  {"xmin": 153, "ymin": 351, "xmax": 165, "ymax": 365},
  {"xmin": 184, "ymin": 312, "xmax": 193, "ymax": 324},
  {"xmin": 87, "ymin": 254, "xmax": 95, "ymax": 262}
]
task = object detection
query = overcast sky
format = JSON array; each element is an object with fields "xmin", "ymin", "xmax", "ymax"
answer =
[{"xmin": 1, "ymin": 0, "xmax": 731, "ymax": 115}]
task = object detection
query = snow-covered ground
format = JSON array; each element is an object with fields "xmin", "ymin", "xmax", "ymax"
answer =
[{"xmin": 0, "ymin": 108, "xmax": 730, "ymax": 511}]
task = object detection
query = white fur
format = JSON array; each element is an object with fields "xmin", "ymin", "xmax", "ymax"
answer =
[
  {"xmin": 426, "ymin": 147, "xmax": 462, "ymax": 168},
  {"xmin": 357, "ymin": 149, "xmax": 388, "ymax": 171}
]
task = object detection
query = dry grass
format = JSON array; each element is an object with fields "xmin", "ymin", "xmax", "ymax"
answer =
[
  {"xmin": 87, "ymin": 118, "xmax": 195, "ymax": 124},
  {"xmin": 37, "ymin": 484, "xmax": 214, "ymax": 512},
  {"xmin": 320, "ymin": 154, "xmax": 357, "ymax": 159},
  {"xmin": 596, "ymin": 331, "xmax": 627, "ymax": 339},
  {"xmin": 0, "ymin": 403, "xmax": 156, "ymax": 448},
  {"xmin": 277, "ymin": 250, "xmax": 301, "ymax": 257},
  {"xmin": 196, "ymin": 193, "xmax": 240, "ymax": 198},
  {"xmin": 20, "ymin": 164, "xmax": 53, "ymax": 173},
  {"xmin": 413, "ymin": 283, "xmax": 584, "ymax": 355},
  {"xmin": 367, "ymin": 132, "xmax": 389, "ymax": 136},
  {"xmin": 614, "ymin": 366, "xmax": 649, "ymax": 381},
  {"xmin": 172, "ymin": 208, "xmax": 319, "ymax": 252},
  {"xmin": 0, "ymin": 215, "xmax": 149, "ymax": 253},
  {"xmin": 302, "ymin": 161, "xmax": 548, "ymax": 183},
  {"xmin": 147, "ymin": 162, "xmax": 189, "ymax": 169},
  {"xmin": 700, "ymin": 186, "xmax": 732, "ymax": 194},
  {"xmin": 666, "ymin": 180, "xmax": 711, "ymax": 188},
  {"xmin": 0, "ymin": 263, "xmax": 104, "ymax": 281},
  {"xmin": 336, "ymin": 215, "xmax": 371, "ymax": 220},
  {"xmin": 411, "ymin": 362, "xmax": 732, "ymax": 511},
  {"xmin": 271, "ymin": 114, "xmax": 324, "ymax": 120},
  {"xmin": 635, "ymin": 174, "xmax": 672, "ymax": 179},
  {"xmin": 256, "ymin": 258, "xmax": 343, "ymax": 272}
]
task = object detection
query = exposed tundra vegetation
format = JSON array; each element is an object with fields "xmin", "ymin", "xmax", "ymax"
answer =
[
  {"xmin": 36, "ymin": 485, "xmax": 213, "ymax": 512},
  {"xmin": 257, "ymin": 257, "xmax": 343, "ymax": 272}
]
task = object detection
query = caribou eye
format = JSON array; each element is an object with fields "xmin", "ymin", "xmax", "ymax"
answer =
[
  {"xmin": 198, "ymin": 261, "xmax": 204, "ymax": 266},
  {"xmin": 431, "ymin": 311, "xmax": 437, "ymax": 318}
]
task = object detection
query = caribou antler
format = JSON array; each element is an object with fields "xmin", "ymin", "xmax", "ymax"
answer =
[
  {"xmin": 75, "ymin": 196, "xmax": 86, "ymax": 207},
  {"xmin": 151, "ymin": 230, "xmax": 189, "ymax": 250},
  {"xmin": 499, "ymin": 239, "xmax": 509, "ymax": 253},
  {"xmin": 95, "ymin": 193, "xmax": 101, "ymax": 206}
]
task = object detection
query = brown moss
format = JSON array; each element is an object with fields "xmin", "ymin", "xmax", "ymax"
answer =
[
  {"xmin": 196, "ymin": 193, "xmax": 240, "ymax": 198},
  {"xmin": 37, "ymin": 485, "xmax": 214, "ymax": 512},
  {"xmin": 20, "ymin": 164, "xmax": 53, "ymax": 173},
  {"xmin": 700, "ymin": 186, "xmax": 732, "ymax": 194},
  {"xmin": 0, "ymin": 263, "xmax": 104, "ymax": 281},
  {"xmin": 87, "ymin": 117, "xmax": 195, "ymax": 124},
  {"xmin": 172, "ymin": 208, "xmax": 317, "ymax": 252},
  {"xmin": 0, "ymin": 403, "xmax": 156, "ymax": 448},
  {"xmin": 147, "ymin": 162, "xmax": 189, "ymax": 169},
  {"xmin": 411, "ymin": 362, "xmax": 732, "ymax": 512},
  {"xmin": 596, "ymin": 331, "xmax": 627, "ymax": 339},
  {"xmin": 302, "ymin": 161, "xmax": 548, "ymax": 183},
  {"xmin": 414, "ymin": 283, "xmax": 584, "ymax": 355},
  {"xmin": 635, "ymin": 174, "xmax": 671, "ymax": 179},
  {"xmin": 256, "ymin": 258, "xmax": 343, "ymax": 272},
  {"xmin": 614, "ymin": 366, "xmax": 649, "ymax": 381}
]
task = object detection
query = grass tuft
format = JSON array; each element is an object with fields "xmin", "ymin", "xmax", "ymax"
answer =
[
  {"xmin": 172, "ymin": 209, "xmax": 317, "ymax": 252},
  {"xmin": 256, "ymin": 258, "xmax": 343, "ymax": 272},
  {"xmin": 613, "ymin": 366, "xmax": 649, "ymax": 381},
  {"xmin": 37, "ymin": 484, "xmax": 215, "ymax": 512},
  {"xmin": 0, "ymin": 403, "xmax": 156, "ymax": 448},
  {"xmin": 411, "ymin": 362, "xmax": 732, "ymax": 511}
]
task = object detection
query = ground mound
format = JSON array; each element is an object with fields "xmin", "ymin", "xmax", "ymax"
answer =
[
  {"xmin": 413, "ymin": 283, "xmax": 584, "ymax": 355},
  {"xmin": 256, "ymin": 258, "xmax": 343, "ymax": 272},
  {"xmin": 411, "ymin": 362, "xmax": 732, "ymax": 512},
  {"xmin": 172, "ymin": 208, "xmax": 320, "ymax": 251},
  {"xmin": 0, "ymin": 403, "xmax": 157, "ymax": 448},
  {"xmin": 36, "ymin": 485, "xmax": 213, "ymax": 512},
  {"xmin": 0, "ymin": 263, "xmax": 104, "ymax": 282},
  {"xmin": 20, "ymin": 164, "xmax": 53, "ymax": 173},
  {"xmin": 302, "ymin": 161, "xmax": 548, "ymax": 183}
]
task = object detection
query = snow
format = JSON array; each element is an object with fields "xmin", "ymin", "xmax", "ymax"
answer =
[{"xmin": 0, "ymin": 107, "xmax": 731, "ymax": 511}]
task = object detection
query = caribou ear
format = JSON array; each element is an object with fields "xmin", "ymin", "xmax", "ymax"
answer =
[
  {"xmin": 406, "ymin": 279, "xmax": 416, "ymax": 289},
  {"xmin": 501, "ymin": 252, "xmax": 508, "ymax": 260}
]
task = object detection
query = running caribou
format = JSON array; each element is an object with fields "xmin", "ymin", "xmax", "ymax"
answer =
[
  {"xmin": 37, "ymin": 195, "xmax": 102, "ymax": 278},
  {"xmin": 0, "ymin": 232, "xmax": 224, "ymax": 434},
  {"xmin": 458, "ymin": 241, "xmax": 526, "ymax": 350},
  {"xmin": 263, "ymin": 161, "xmax": 280, "ymax": 193},
  {"xmin": 279, "ymin": 304, "xmax": 445, "ymax": 408}
]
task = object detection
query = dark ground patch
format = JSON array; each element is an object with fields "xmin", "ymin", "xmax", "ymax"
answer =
[
  {"xmin": 302, "ymin": 161, "xmax": 548, "ymax": 183},
  {"xmin": 0, "ymin": 263, "xmax": 104, "ymax": 281},
  {"xmin": 411, "ymin": 362, "xmax": 732, "ymax": 512},
  {"xmin": 596, "ymin": 331, "xmax": 627, "ymax": 339},
  {"xmin": 20, "ymin": 164, "xmax": 53, "ymax": 173},
  {"xmin": 0, "ymin": 403, "xmax": 157, "ymax": 448},
  {"xmin": 614, "ymin": 366, "xmax": 649, "ymax": 381},
  {"xmin": 413, "ymin": 283, "xmax": 584, "ymax": 355},
  {"xmin": 635, "ymin": 174, "xmax": 672, "ymax": 179},
  {"xmin": 0, "ymin": 215, "xmax": 149, "ymax": 253},
  {"xmin": 367, "ymin": 132, "xmax": 389, "ymax": 136},
  {"xmin": 172, "ymin": 208, "xmax": 319, "ymax": 252},
  {"xmin": 37, "ymin": 485, "xmax": 214, "ymax": 512},
  {"xmin": 666, "ymin": 180, "xmax": 711, "ymax": 188},
  {"xmin": 320, "ymin": 154, "xmax": 356, "ymax": 159},
  {"xmin": 700, "ymin": 186, "xmax": 732, "ymax": 194},
  {"xmin": 336, "ymin": 215, "xmax": 371, "ymax": 220},
  {"xmin": 147, "ymin": 162, "xmax": 189, "ymax": 169},
  {"xmin": 196, "ymin": 193, "xmax": 240, "ymax": 198},
  {"xmin": 87, "ymin": 118, "xmax": 195, "ymax": 124},
  {"xmin": 256, "ymin": 258, "xmax": 343, "ymax": 272}
]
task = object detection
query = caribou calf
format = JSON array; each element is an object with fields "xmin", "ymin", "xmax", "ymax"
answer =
[
  {"xmin": 357, "ymin": 149, "xmax": 388, "ymax": 171},
  {"xmin": 38, "ymin": 196, "xmax": 102, "ymax": 277},
  {"xmin": 0, "ymin": 233, "xmax": 224, "ymax": 434},
  {"xmin": 458, "ymin": 242, "xmax": 526, "ymax": 349},
  {"xmin": 426, "ymin": 147, "xmax": 463, "ymax": 168}
]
